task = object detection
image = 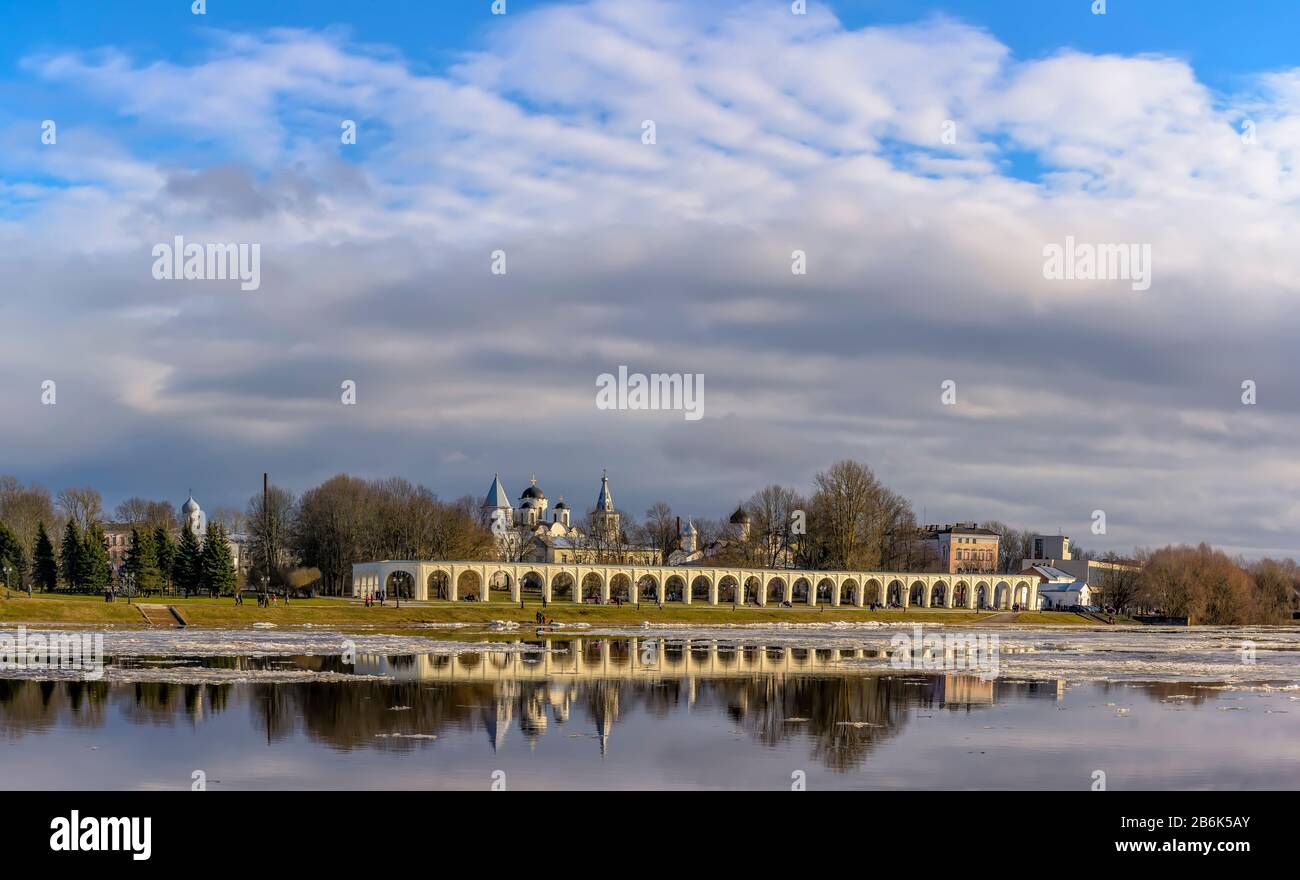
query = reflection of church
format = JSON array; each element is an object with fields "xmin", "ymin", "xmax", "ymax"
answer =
[{"xmin": 480, "ymin": 471, "xmax": 660, "ymax": 564}]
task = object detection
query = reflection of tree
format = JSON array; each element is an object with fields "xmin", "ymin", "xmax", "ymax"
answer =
[
  {"xmin": 707, "ymin": 675, "xmax": 911, "ymax": 772},
  {"xmin": 0, "ymin": 678, "xmax": 110, "ymax": 739},
  {"xmin": 6, "ymin": 642, "xmax": 1224, "ymax": 776}
]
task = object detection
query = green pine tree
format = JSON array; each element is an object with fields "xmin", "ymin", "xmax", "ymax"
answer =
[
  {"xmin": 153, "ymin": 526, "xmax": 176, "ymax": 593},
  {"xmin": 60, "ymin": 520, "xmax": 83, "ymax": 589},
  {"xmin": 33, "ymin": 522, "xmax": 58, "ymax": 592},
  {"xmin": 81, "ymin": 523, "xmax": 112, "ymax": 591},
  {"xmin": 201, "ymin": 523, "xmax": 237, "ymax": 597},
  {"xmin": 174, "ymin": 526, "xmax": 202, "ymax": 596},
  {"xmin": 125, "ymin": 527, "xmax": 162, "ymax": 595},
  {"xmin": 0, "ymin": 523, "xmax": 26, "ymax": 590}
]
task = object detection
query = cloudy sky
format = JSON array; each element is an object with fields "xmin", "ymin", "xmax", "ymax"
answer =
[{"xmin": 3, "ymin": 0, "xmax": 1300, "ymax": 558}]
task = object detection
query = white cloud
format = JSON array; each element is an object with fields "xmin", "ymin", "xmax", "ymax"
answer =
[{"xmin": 5, "ymin": 0, "xmax": 1300, "ymax": 555}]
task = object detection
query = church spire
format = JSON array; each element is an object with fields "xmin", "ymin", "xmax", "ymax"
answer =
[{"xmin": 595, "ymin": 469, "xmax": 614, "ymax": 512}]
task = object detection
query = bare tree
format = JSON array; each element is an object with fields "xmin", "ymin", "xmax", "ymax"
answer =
[
  {"xmin": 0, "ymin": 477, "xmax": 58, "ymax": 558},
  {"xmin": 208, "ymin": 506, "xmax": 247, "ymax": 533},
  {"xmin": 642, "ymin": 502, "xmax": 678, "ymax": 561},
  {"xmin": 1095, "ymin": 551, "xmax": 1142, "ymax": 611},
  {"xmin": 57, "ymin": 486, "xmax": 102, "ymax": 535},
  {"xmin": 115, "ymin": 498, "xmax": 179, "ymax": 531},
  {"xmin": 292, "ymin": 475, "xmax": 371, "ymax": 595},
  {"xmin": 246, "ymin": 484, "xmax": 297, "ymax": 586},
  {"xmin": 743, "ymin": 484, "xmax": 801, "ymax": 568}
]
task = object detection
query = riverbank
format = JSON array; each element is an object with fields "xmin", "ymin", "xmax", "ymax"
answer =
[{"xmin": 0, "ymin": 592, "xmax": 1130, "ymax": 628}]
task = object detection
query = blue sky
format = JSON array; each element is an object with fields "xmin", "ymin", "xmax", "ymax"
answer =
[
  {"xmin": 4, "ymin": 0, "xmax": 1300, "ymax": 558},
  {"xmin": 2, "ymin": 0, "xmax": 1290, "ymax": 85}
]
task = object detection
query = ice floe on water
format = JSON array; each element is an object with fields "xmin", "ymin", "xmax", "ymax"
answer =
[
  {"xmin": 579, "ymin": 623, "xmax": 1300, "ymax": 685},
  {"xmin": 0, "ymin": 626, "xmax": 543, "ymax": 683},
  {"xmin": 3, "ymin": 622, "xmax": 1299, "ymax": 686}
]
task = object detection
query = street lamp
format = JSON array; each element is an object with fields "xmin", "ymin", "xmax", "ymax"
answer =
[{"xmin": 2, "ymin": 565, "xmax": 10, "ymax": 600}]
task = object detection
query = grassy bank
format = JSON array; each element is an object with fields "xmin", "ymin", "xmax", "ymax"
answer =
[{"xmin": 0, "ymin": 591, "xmax": 1124, "ymax": 629}]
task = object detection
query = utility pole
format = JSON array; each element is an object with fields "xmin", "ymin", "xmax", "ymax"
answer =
[{"xmin": 264, "ymin": 473, "xmax": 278, "ymax": 603}]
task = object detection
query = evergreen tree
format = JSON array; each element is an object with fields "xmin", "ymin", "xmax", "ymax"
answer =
[
  {"xmin": 201, "ymin": 523, "xmax": 237, "ymax": 596},
  {"xmin": 33, "ymin": 521, "xmax": 58, "ymax": 592},
  {"xmin": 81, "ymin": 523, "xmax": 113, "ymax": 591},
  {"xmin": 125, "ymin": 527, "xmax": 162, "ymax": 595},
  {"xmin": 60, "ymin": 520, "xmax": 83, "ymax": 589},
  {"xmin": 174, "ymin": 526, "xmax": 202, "ymax": 596},
  {"xmin": 153, "ymin": 526, "xmax": 176, "ymax": 593},
  {"xmin": 0, "ymin": 523, "xmax": 26, "ymax": 590}
]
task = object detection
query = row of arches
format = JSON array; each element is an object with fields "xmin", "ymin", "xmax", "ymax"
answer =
[{"xmin": 368, "ymin": 567, "xmax": 1034, "ymax": 609}]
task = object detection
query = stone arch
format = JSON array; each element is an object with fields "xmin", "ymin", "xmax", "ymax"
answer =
[
  {"xmin": 665, "ymin": 574, "xmax": 686, "ymax": 603},
  {"xmin": 718, "ymin": 575, "xmax": 739, "ymax": 604},
  {"xmin": 385, "ymin": 570, "xmax": 415, "ymax": 600},
  {"xmin": 520, "ymin": 570, "xmax": 545, "ymax": 597},
  {"xmin": 952, "ymin": 580, "xmax": 969, "ymax": 608},
  {"xmin": 551, "ymin": 571, "xmax": 576, "ymax": 601},
  {"xmin": 975, "ymin": 581, "xmax": 990, "ymax": 609},
  {"xmin": 816, "ymin": 577, "xmax": 836, "ymax": 603},
  {"xmin": 841, "ymin": 578, "xmax": 861, "ymax": 606},
  {"xmin": 887, "ymin": 579, "xmax": 905, "ymax": 606},
  {"xmin": 908, "ymin": 580, "xmax": 926, "ymax": 607},
  {"xmin": 690, "ymin": 575, "xmax": 713, "ymax": 603},
  {"xmin": 865, "ymin": 578, "xmax": 883, "ymax": 605},
  {"xmin": 792, "ymin": 577, "xmax": 812, "ymax": 603},
  {"xmin": 1014, "ymin": 580, "xmax": 1031, "ymax": 608},
  {"xmin": 930, "ymin": 580, "xmax": 948, "ymax": 608},
  {"xmin": 766, "ymin": 576, "xmax": 787, "ymax": 604},
  {"xmin": 489, "ymin": 570, "xmax": 513, "ymax": 598},
  {"xmin": 609, "ymin": 573, "xmax": 633, "ymax": 604},
  {"xmin": 637, "ymin": 573, "xmax": 660, "ymax": 602},
  {"xmin": 744, "ymin": 575, "xmax": 763, "ymax": 605},
  {"xmin": 426, "ymin": 569, "xmax": 451, "ymax": 601},
  {"xmin": 994, "ymin": 580, "xmax": 1011, "ymax": 609},
  {"xmin": 455, "ymin": 570, "xmax": 483, "ymax": 601},
  {"xmin": 581, "ymin": 572, "xmax": 604, "ymax": 603}
]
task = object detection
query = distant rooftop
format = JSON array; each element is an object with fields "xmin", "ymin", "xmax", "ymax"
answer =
[{"xmin": 923, "ymin": 522, "xmax": 999, "ymax": 537}]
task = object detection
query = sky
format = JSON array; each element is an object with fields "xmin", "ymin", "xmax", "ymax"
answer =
[{"xmin": 3, "ymin": 0, "xmax": 1300, "ymax": 558}]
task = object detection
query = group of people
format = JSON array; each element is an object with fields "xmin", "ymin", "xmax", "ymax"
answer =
[
  {"xmin": 363, "ymin": 591, "xmax": 385, "ymax": 607},
  {"xmin": 232, "ymin": 591, "xmax": 284, "ymax": 607}
]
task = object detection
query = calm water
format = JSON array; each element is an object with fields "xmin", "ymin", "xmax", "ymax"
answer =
[{"xmin": 2, "ymin": 632, "xmax": 1298, "ymax": 790}]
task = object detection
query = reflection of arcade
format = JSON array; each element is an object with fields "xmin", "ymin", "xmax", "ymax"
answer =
[
  {"xmin": 0, "ymin": 639, "xmax": 1095, "ymax": 772},
  {"xmin": 355, "ymin": 638, "xmax": 897, "ymax": 681}
]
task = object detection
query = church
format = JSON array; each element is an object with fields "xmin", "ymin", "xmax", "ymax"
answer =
[{"xmin": 479, "ymin": 471, "xmax": 660, "ymax": 565}]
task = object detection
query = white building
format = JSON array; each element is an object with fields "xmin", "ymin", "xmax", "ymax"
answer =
[
  {"xmin": 480, "ymin": 471, "xmax": 659, "ymax": 565},
  {"xmin": 1023, "ymin": 564, "xmax": 1094, "ymax": 609},
  {"xmin": 1020, "ymin": 533, "xmax": 1139, "ymax": 593}
]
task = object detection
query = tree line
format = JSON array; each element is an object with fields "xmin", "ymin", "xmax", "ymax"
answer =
[
  {"xmin": 0, "ymin": 477, "xmax": 237, "ymax": 595},
  {"xmin": 4, "ymin": 468, "xmax": 1300, "ymax": 619}
]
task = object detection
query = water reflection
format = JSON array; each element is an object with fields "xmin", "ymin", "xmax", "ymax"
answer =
[{"xmin": 0, "ymin": 638, "xmax": 1217, "ymax": 764}]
